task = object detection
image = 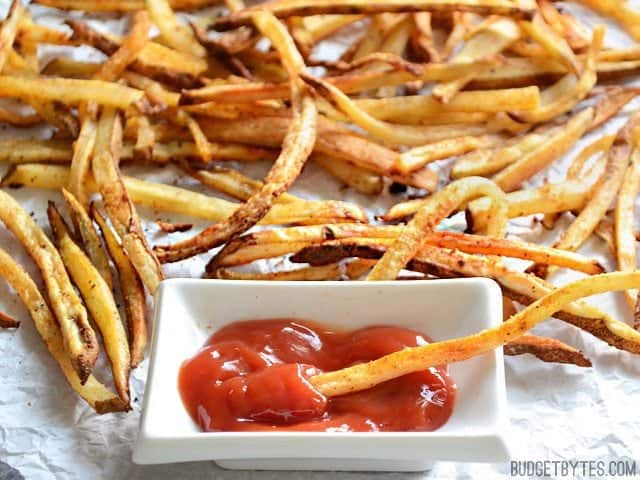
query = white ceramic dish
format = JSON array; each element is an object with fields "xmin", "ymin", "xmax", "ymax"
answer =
[{"xmin": 133, "ymin": 278, "xmax": 510, "ymax": 471}]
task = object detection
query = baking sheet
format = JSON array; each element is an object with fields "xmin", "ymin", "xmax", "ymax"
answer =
[{"xmin": 1, "ymin": 1, "xmax": 640, "ymax": 479}]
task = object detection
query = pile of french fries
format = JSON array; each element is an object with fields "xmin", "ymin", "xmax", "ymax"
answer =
[{"xmin": 2, "ymin": 0, "xmax": 640, "ymax": 412}]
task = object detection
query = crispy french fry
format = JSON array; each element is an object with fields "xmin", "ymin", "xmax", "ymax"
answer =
[
  {"xmin": 213, "ymin": 0, "xmax": 537, "ymax": 29},
  {"xmin": 397, "ymin": 134, "xmax": 502, "ymax": 173},
  {"xmin": 156, "ymin": 221, "xmax": 193, "ymax": 233},
  {"xmin": 451, "ymin": 129, "xmax": 548, "ymax": 179},
  {"xmin": 48, "ymin": 203, "xmax": 131, "ymax": 405},
  {"xmin": 93, "ymin": 206, "xmax": 148, "ymax": 368},
  {"xmin": 518, "ymin": 13, "xmax": 580, "ymax": 75},
  {"xmin": 0, "ymin": 76, "xmax": 145, "ymax": 109},
  {"xmin": 66, "ymin": 20, "xmax": 206, "ymax": 88},
  {"xmin": 0, "ymin": 310, "xmax": 19, "ymax": 328},
  {"xmin": 33, "ymin": 0, "xmax": 219, "ymax": 10},
  {"xmin": 310, "ymin": 272, "xmax": 640, "ymax": 397},
  {"xmin": 0, "ymin": 164, "xmax": 367, "ymax": 225},
  {"xmin": 146, "ymin": 0, "xmax": 205, "ymax": 57},
  {"xmin": 433, "ymin": 17, "xmax": 520, "ymax": 102},
  {"xmin": 92, "ymin": 108, "xmax": 164, "ymax": 293},
  {"xmin": 368, "ymin": 177, "xmax": 508, "ymax": 280},
  {"xmin": 354, "ymin": 87, "xmax": 540, "ymax": 121},
  {"xmin": 576, "ymin": 0, "xmax": 640, "ymax": 42},
  {"xmin": 62, "ymin": 189, "xmax": 113, "ymax": 291},
  {"xmin": 0, "ymin": 190, "xmax": 98, "ymax": 382},
  {"xmin": 154, "ymin": 12, "xmax": 319, "ymax": 262},
  {"xmin": 614, "ymin": 137, "xmax": 640, "ymax": 315},
  {"xmin": 510, "ymin": 26, "xmax": 603, "ymax": 124},
  {"xmin": 314, "ymin": 154, "xmax": 384, "ymax": 195},
  {"xmin": 0, "ymin": 0, "xmax": 25, "ymax": 71},
  {"xmin": 528, "ymin": 116, "xmax": 635, "ymax": 278},
  {"xmin": 504, "ymin": 334, "xmax": 592, "ymax": 367},
  {"xmin": 215, "ymin": 260, "xmax": 372, "ymax": 281},
  {"xmin": 305, "ymin": 74, "xmax": 531, "ymax": 146},
  {"xmin": 0, "ymin": 247, "xmax": 126, "ymax": 413},
  {"xmin": 492, "ymin": 107, "xmax": 594, "ymax": 192}
]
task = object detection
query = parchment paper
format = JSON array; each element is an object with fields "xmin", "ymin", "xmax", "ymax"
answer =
[{"xmin": 1, "ymin": 2, "xmax": 640, "ymax": 479}]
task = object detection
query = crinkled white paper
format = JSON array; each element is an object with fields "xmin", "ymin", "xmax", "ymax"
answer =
[{"xmin": 1, "ymin": 2, "xmax": 640, "ymax": 479}]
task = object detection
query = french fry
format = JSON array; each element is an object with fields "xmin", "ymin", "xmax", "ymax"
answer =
[
  {"xmin": 0, "ymin": 76, "xmax": 146, "ymax": 109},
  {"xmin": 0, "ymin": 190, "xmax": 98, "ymax": 382},
  {"xmin": 518, "ymin": 13, "xmax": 580, "ymax": 75},
  {"xmin": 146, "ymin": 0, "xmax": 206, "ymax": 57},
  {"xmin": 66, "ymin": 20, "xmax": 206, "ymax": 88},
  {"xmin": 0, "ymin": 0, "xmax": 25, "ymax": 72},
  {"xmin": 354, "ymin": 86, "xmax": 540, "ymax": 121},
  {"xmin": 0, "ymin": 311, "xmax": 19, "ymax": 328},
  {"xmin": 0, "ymin": 248, "xmax": 126, "ymax": 413},
  {"xmin": 33, "ymin": 0, "xmax": 220, "ymax": 10},
  {"xmin": 528, "ymin": 116, "xmax": 636, "ymax": 278},
  {"xmin": 411, "ymin": 12, "xmax": 440, "ymax": 62},
  {"xmin": 614, "ymin": 134, "xmax": 640, "ymax": 316},
  {"xmin": 93, "ymin": 206, "xmax": 148, "ymax": 368},
  {"xmin": 0, "ymin": 164, "xmax": 367, "ymax": 225},
  {"xmin": 396, "ymin": 134, "xmax": 502, "ymax": 173},
  {"xmin": 156, "ymin": 221, "xmax": 193, "ymax": 233},
  {"xmin": 273, "ymin": 227, "xmax": 603, "ymax": 275},
  {"xmin": 214, "ymin": 260, "xmax": 372, "ymax": 281},
  {"xmin": 504, "ymin": 334, "xmax": 591, "ymax": 367},
  {"xmin": 576, "ymin": 0, "xmax": 640, "ymax": 42},
  {"xmin": 369, "ymin": 177, "xmax": 508, "ymax": 280},
  {"xmin": 537, "ymin": 0, "xmax": 590, "ymax": 51},
  {"xmin": 310, "ymin": 272, "xmax": 640, "ymax": 397},
  {"xmin": 492, "ymin": 107, "xmax": 594, "ymax": 192},
  {"xmin": 67, "ymin": 116, "xmax": 98, "ymax": 208},
  {"xmin": 48, "ymin": 203, "xmax": 131, "ymax": 405},
  {"xmin": 62, "ymin": 189, "xmax": 114, "ymax": 291},
  {"xmin": 313, "ymin": 154, "xmax": 384, "ymax": 195},
  {"xmin": 91, "ymin": 108, "xmax": 164, "ymax": 293},
  {"xmin": 510, "ymin": 26, "xmax": 603, "ymax": 124},
  {"xmin": 213, "ymin": 0, "xmax": 537, "ymax": 30},
  {"xmin": 0, "ymin": 107, "xmax": 40, "ymax": 127},
  {"xmin": 153, "ymin": 12, "xmax": 319, "ymax": 263},
  {"xmin": 432, "ymin": 17, "xmax": 520, "ymax": 102},
  {"xmin": 451, "ymin": 129, "xmax": 549, "ymax": 179}
]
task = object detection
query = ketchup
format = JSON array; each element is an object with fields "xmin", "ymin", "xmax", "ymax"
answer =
[{"xmin": 178, "ymin": 319, "xmax": 456, "ymax": 432}]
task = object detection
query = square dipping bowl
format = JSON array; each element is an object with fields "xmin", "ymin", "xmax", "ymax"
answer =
[{"xmin": 134, "ymin": 278, "xmax": 510, "ymax": 471}]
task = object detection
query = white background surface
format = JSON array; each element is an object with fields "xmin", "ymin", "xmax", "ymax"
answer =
[{"xmin": 0, "ymin": 1, "xmax": 639, "ymax": 479}]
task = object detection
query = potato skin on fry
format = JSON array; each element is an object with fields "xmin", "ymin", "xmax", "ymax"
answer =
[
  {"xmin": 504, "ymin": 334, "xmax": 592, "ymax": 367},
  {"xmin": 48, "ymin": 203, "xmax": 131, "ymax": 405},
  {"xmin": 0, "ymin": 190, "xmax": 98, "ymax": 383}
]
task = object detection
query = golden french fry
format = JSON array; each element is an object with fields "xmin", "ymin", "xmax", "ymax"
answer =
[
  {"xmin": 310, "ymin": 272, "xmax": 640, "ymax": 397},
  {"xmin": 368, "ymin": 177, "xmax": 507, "ymax": 280},
  {"xmin": 146, "ymin": 0, "xmax": 205, "ymax": 57},
  {"xmin": 0, "ymin": 76, "xmax": 145, "ymax": 109},
  {"xmin": 0, "ymin": 190, "xmax": 98, "ymax": 382},
  {"xmin": 0, "ymin": 310, "xmax": 20, "ymax": 328},
  {"xmin": 48, "ymin": 203, "xmax": 131, "ymax": 405},
  {"xmin": 0, "ymin": 0, "xmax": 25, "ymax": 71},
  {"xmin": 510, "ymin": 26, "xmax": 603, "ymax": 124},
  {"xmin": 93, "ymin": 206, "xmax": 148, "ymax": 368},
  {"xmin": 529, "ymin": 116, "xmax": 636, "ymax": 278},
  {"xmin": 614, "ymin": 138, "xmax": 640, "ymax": 314},
  {"xmin": 33, "ymin": 0, "xmax": 218, "ymax": 10},
  {"xmin": 493, "ymin": 107, "xmax": 594, "ymax": 192},
  {"xmin": 396, "ymin": 134, "xmax": 502, "ymax": 173},
  {"xmin": 433, "ymin": 17, "xmax": 520, "ymax": 102},
  {"xmin": 518, "ymin": 13, "xmax": 580, "ymax": 75},
  {"xmin": 313, "ymin": 154, "xmax": 384, "ymax": 195},
  {"xmin": 0, "ymin": 164, "xmax": 367, "ymax": 225},
  {"xmin": 214, "ymin": 260, "xmax": 372, "ymax": 281},
  {"xmin": 504, "ymin": 334, "xmax": 592, "ymax": 367},
  {"xmin": 154, "ymin": 12, "xmax": 318, "ymax": 263},
  {"xmin": 0, "ymin": 248, "xmax": 126, "ymax": 413},
  {"xmin": 213, "ymin": 0, "xmax": 537, "ymax": 29},
  {"xmin": 91, "ymin": 108, "xmax": 164, "ymax": 294},
  {"xmin": 62, "ymin": 188, "xmax": 114, "ymax": 290},
  {"xmin": 576, "ymin": 0, "xmax": 640, "ymax": 42}
]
